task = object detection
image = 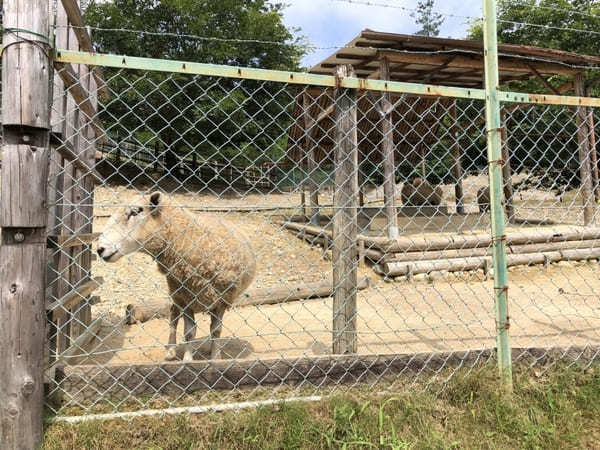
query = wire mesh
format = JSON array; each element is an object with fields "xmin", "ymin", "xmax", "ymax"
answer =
[{"xmin": 36, "ymin": 51, "xmax": 600, "ymax": 420}]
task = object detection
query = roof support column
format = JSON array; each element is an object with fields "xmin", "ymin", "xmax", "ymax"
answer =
[
  {"xmin": 575, "ymin": 72, "xmax": 595, "ymax": 225},
  {"xmin": 379, "ymin": 57, "xmax": 399, "ymax": 240},
  {"xmin": 450, "ymin": 102, "xmax": 465, "ymax": 214},
  {"xmin": 303, "ymin": 92, "xmax": 320, "ymax": 226}
]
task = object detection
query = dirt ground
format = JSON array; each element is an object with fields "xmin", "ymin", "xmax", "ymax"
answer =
[{"xmin": 73, "ymin": 175, "xmax": 600, "ymax": 366}]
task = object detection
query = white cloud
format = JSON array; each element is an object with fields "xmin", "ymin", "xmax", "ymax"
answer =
[{"xmin": 273, "ymin": 0, "xmax": 483, "ymax": 66}]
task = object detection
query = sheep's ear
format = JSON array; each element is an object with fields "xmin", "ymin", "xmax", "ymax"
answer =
[{"xmin": 149, "ymin": 191, "xmax": 162, "ymax": 215}]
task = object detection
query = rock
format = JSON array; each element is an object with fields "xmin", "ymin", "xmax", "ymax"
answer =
[
  {"xmin": 401, "ymin": 178, "xmax": 443, "ymax": 206},
  {"xmin": 428, "ymin": 270, "xmax": 448, "ymax": 281},
  {"xmin": 413, "ymin": 273, "xmax": 428, "ymax": 282},
  {"xmin": 557, "ymin": 261, "xmax": 571, "ymax": 267}
]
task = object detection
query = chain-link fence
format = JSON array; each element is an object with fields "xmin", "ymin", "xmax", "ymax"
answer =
[
  {"xmin": 37, "ymin": 49, "xmax": 600, "ymax": 420},
  {"xmin": 3, "ymin": 1, "xmax": 600, "ymax": 430}
]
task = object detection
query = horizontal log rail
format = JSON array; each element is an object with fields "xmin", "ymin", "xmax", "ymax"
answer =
[
  {"xmin": 47, "ymin": 233, "xmax": 100, "ymax": 249},
  {"xmin": 46, "ymin": 277, "xmax": 104, "ymax": 313},
  {"xmin": 60, "ymin": 0, "xmax": 110, "ymax": 99}
]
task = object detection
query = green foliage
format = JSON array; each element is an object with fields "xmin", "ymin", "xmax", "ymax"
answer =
[
  {"xmin": 469, "ymin": 0, "xmax": 600, "ymax": 56},
  {"xmin": 467, "ymin": 1, "xmax": 600, "ymax": 176},
  {"xmin": 84, "ymin": 0, "xmax": 307, "ymax": 169},
  {"xmin": 410, "ymin": 0, "xmax": 445, "ymax": 37}
]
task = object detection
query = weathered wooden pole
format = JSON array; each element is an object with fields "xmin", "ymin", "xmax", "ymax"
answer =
[
  {"xmin": 500, "ymin": 109, "xmax": 515, "ymax": 223},
  {"xmin": 483, "ymin": 0, "xmax": 513, "ymax": 390},
  {"xmin": 303, "ymin": 93, "xmax": 320, "ymax": 226},
  {"xmin": 0, "ymin": 0, "xmax": 52, "ymax": 446},
  {"xmin": 154, "ymin": 141, "xmax": 160, "ymax": 172},
  {"xmin": 585, "ymin": 91, "xmax": 600, "ymax": 202},
  {"xmin": 332, "ymin": 65, "xmax": 358, "ymax": 354},
  {"xmin": 450, "ymin": 102, "xmax": 465, "ymax": 214},
  {"xmin": 380, "ymin": 57, "xmax": 399, "ymax": 239},
  {"xmin": 574, "ymin": 73, "xmax": 595, "ymax": 225}
]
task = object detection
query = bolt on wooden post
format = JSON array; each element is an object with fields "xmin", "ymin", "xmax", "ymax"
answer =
[
  {"xmin": 0, "ymin": 0, "xmax": 52, "ymax": 447},
  {"xmin": 332, "ymin": 65, "xmax": 358, "ymax": 355}
]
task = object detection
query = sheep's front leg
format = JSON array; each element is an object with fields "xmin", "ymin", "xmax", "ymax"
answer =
[
  {"xmin": 182, "ymin": 309, "xmax": 197, "ymax": 362},
  {"xmin": 165, "ymin": 303, "xmax": 180, "ymax": 361},
  {"xmin": 209, "ymin": 305, "xmax": 226, "ymax": 360}
]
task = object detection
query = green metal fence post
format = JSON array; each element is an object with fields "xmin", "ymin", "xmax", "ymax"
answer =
[{"xmin": 483, "ymin": 0, "xmax": 513, "ymax": 390}]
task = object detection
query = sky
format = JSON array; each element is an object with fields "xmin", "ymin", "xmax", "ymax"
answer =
[{"xmin": 272, "ymin": 0, "xmax": 484, "ymax": 68}]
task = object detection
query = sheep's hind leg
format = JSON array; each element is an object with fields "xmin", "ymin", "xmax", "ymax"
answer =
[
  {"xmin": 182, "ymin": 309, "xmax": 197, "ymax": 362},
  {"xmin": 165, "ymin": 304, "xmax": 180, "ymax": 361},
  {"xmin": 209, "ymin": 305, "xmax": 226, "ymax": 360}
]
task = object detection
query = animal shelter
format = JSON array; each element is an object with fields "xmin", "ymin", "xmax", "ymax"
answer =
[{"xmin": 283, "ymin": 30, "xmax": 600, "ymax": 277}]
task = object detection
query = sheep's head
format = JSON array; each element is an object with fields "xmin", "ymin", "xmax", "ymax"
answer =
[{"xmin": 97, "ymin": 191, "xmax": 164, "ymax": 262}]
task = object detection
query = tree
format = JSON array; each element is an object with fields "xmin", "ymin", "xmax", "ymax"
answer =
[
  {"xmin": 467, "ymin": 0, "xmax": 600, "ymax": 179},
  {"xmin": 468, "ymin": 0, "xmax": 600, "ymax": 56},
  {"xmin": 84, "ymin": 0, "xmax": 307, "ymax": 173},
  {"xmin": 410, "ymin": 0, "xmax": 445, "ymax": 37}
]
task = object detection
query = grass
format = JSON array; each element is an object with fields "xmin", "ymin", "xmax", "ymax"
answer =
[{"xmin": 43, "ymin": 363, "xmax": 600, "ymax": 449}]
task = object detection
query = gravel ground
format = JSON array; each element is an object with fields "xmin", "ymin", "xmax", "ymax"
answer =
[{"xmin": 70, "ymin": 177, "xmax": 600, "ymax": 365}]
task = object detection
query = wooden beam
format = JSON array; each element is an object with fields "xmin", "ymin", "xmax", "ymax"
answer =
[
  {"xmin": 54, "ymin": 62, "xmax": 105, "ymax": 140},
  {"xmin": 52, "ymin": 134, "xmax": 104, "ymax": 184},
  {"xmin": 450, "ymin": 102, "xmax": 464, "ymax": 214},
  {"xmin": 367, "ymin": 62, "xmax": 409, "ymax": 79},
  {"xmin": 422, "ymin": 56, "xmax": 458, "ymax": 83},
  {"xmin": 360, "ymin": 30, "xmax": 600, "ymax": 66},
  {"xmin": 575, "ymin": 73, "xmax": 595, "ymax": 226},
  {"xmin": 378, "ymin": 247, "xmax": 600, "ymax": 278},
  {"xmin": 47, "ymin": 233, "xmax": 100, "ymax": 249},
  {"xmin": 58, "ymin": 350, "xmax": 491, "ymax": 399},
  {"xmin": 527, "ymin": 64, "xmax": 560, "ymax": 95},
  {"xmin": 60, "ymin": 0, "xmax": 109, "ymax": 99},
  {"xmin": 436, "ymin": 68, "xmax": 481, "ymax": 81},
  {"xmin": 303, "ymin": 93, "xmax": 320, "ymax": 226},
  {"xmin": 380, "ymin": 58, "xmax": 399, "ymax": 240},
  {"xmin": 379, "ymin": 50, "xmax": 578, "ymax": 76},
  {"xmin": 46, "ymin": 278, "xmax": 104, "ymax": 313},
  {"xmin": 125, "ymin": 277, "xmax": 372, "ymax": 324},
  {"xmin": 332, "ymin": 64, "xmax": 358, "ymax": 355},
  {"xmin": 1, "ymin": 0, "xmax": 50, "ymax": 446},
  {"xmin": 316, "ymin": 104, "xmax": 335, "ymax": 124},
  {"xmin": 59, "ymin": 346, "xmax": 600, "ymax": 400},
  {"xmin": 587, "ymin": 87, "xmax": 600, "ymax": 202},
  {"xmin": 500, "ymin": 110, "xmax": 515, "ymax": 222},
  {"xmin": 53, "ymin": 317, "xmax": 103, "ymax": 364}
]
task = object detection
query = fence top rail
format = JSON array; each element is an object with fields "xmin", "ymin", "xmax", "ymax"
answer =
[{"xmin": 54, "ymin": 49, "xmax": 600, "ymax": 108}]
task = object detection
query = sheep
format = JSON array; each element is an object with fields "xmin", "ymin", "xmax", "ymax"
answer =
[
  {"xmin": 477, "ymin": 186, "xmax": 490, "ymax": 213},
  {"xmin": 97, "ymin": 191, "xmax": 256, "ymax": 361},
  {"xmin": 401, "ymin": 177, "xmax": 443, "ymax": 206}
]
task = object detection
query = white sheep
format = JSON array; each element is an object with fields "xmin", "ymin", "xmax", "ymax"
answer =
[{"xmin": 97, "ymin": 192, "xmax": 256, "ymax": 361}]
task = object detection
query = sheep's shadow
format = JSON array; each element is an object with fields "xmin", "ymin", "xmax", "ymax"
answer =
[{"xmin": 172, "ymin": 336, "xmax": 254, "ymax": 361}]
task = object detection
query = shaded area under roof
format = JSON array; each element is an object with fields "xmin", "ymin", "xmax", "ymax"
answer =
[{"xmin": 309, "ymin": 30, "xmax": 600, "ymax": 88}]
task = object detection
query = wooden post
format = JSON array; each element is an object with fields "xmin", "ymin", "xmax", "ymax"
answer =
[
  {"xmin": 575, "ymin": 73, "xmax": 595, "ymax": 225},
  {"xmin": 586, "ymin": 89, "xmax": 600, "ymax": 202},
  {"xmin": 0, "ymin": 0, "xmax": 51, "ymax": 446},
  {"xmin": 303, "ymin": 93, "xmax": 320, "ymax": 225},
  {"xmin": 450, "ymin": 102, "xmax": 465, "ymax": 214},
  {"xmin": 500, "ymin": 109, "xmax": 515, "ymax": 223},
  {"xmin": 380, "ymin": 58, "xmax": 399, "ymax": 239},
  {"xmin": 332, "ymin": 65, "xmax": 358, "ymax": 354},
  {"xmin": 154, "ymin": 141, "xmax": 160, "ymax": 172},
  {"xmin": 47, "ymin": 0, "xmax": 72, "ymax": 367}
]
